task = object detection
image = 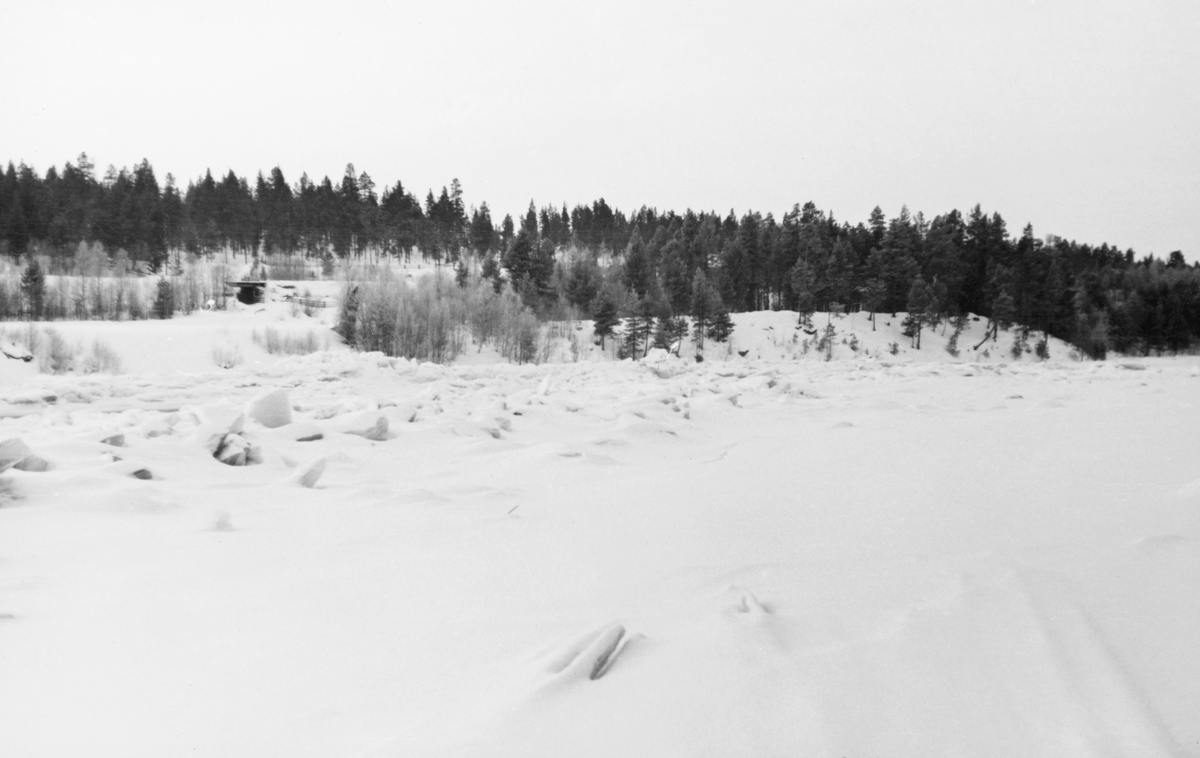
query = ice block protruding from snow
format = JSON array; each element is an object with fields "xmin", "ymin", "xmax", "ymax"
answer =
[
  {"xmin": 0, "ymin": 438, "xmax": 33, "ymax": 473},
  {"xmin": 13, "ymin": 455, "xmax": 51, "ymax": 472},
  {"xmin": 288, "ymin": 457, "xmax": 326, "ymax": 488},
  {"xmin": 326, "ymin": 411, "xmax": 389, "ymax": 441},
  {"xmin": 0, "ymin": 438, "xmax": 50, "ymax": 473},
  {"xmin": 247, "ymin": 389, "xmax": 293, "ymax": 429},
  {"xmin": 213, "ymin": 432, "xmax": 262, "ymax": 466}
]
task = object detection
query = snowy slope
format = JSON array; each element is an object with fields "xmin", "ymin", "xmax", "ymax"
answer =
[
  {"xmin": 2, "ymin": 337, "xmax": 1198, "ymax": 757},
  {"xmin": 563, "ymin": 308, "xmax": 1080, "ymax": 365}
]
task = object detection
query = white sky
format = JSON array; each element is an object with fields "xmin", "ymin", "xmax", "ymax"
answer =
[{"xmin": 3, "ymin": 0, "xmax": 1198, "ymax": 259}]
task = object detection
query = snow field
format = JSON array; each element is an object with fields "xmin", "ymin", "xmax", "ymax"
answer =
[{"xmin": 0, "ymin": 311, "xmax": 1198, "ymax": 756}]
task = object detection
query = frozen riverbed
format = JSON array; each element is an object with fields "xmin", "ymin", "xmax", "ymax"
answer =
[{"xmin": 2, "ymin": 351, "xmax": 1198, "ymax": 757}]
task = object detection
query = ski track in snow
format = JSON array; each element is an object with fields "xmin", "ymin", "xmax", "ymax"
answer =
[{"xmin": 2, "ymin": 347, "xmax": 1199, "ymax": 758}]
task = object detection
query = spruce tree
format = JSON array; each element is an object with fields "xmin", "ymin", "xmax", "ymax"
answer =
[
  {"xmin": 480, "ymin": 254, "xmax": 503, "ymax": 293},
  {"xmin": 707, "ymin": 307, "xmax": 734, "ymax": 343},
  {"xmin": 153, "ymin": 277, "xmax": 174, "ymax": 319},
  {"xmin": 653, "ymin": 315, "xmax": 688, "ymax": 356},
  {"xmin": 336, "ymin": 285, "xmax": 360, "ymax": 346},
  {"xmin": 20, "ymin": 258, "xmax": 45, "ymax": 320}
]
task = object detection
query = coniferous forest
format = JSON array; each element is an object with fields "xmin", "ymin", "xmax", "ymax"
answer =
[{"xmin": 1, "ymin": 154, "xmax": 1198, "ymax": 359}]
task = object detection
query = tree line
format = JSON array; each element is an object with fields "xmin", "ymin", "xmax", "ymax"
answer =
[{"xmin": 2, "ymin": 154, "xmax": 1198, "ymax": 358}]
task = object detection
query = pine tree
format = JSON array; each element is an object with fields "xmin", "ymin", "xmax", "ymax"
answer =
[
  {"xmin": 904, "ymin": 278, "xmax": 934, "ymax": 349},
  {"xmin": 591, "ymin": 297, "xmax": 619, "ymax": 349},
  {"xmin": 690, "ymin": 268, "xmax": 721, "ymax": 351},
  {"xmin": 862, "ymin": 278, "xmax": 886, "ymax": 331},
  {"xmin": 991, "ymin": 290, "xmax": 1016, "ymax": 339},
  {"xmin": 790, "ymin": 259, "xmax": 816, "ymax": 327},
  {"xmin": 619, "ymin": 299, "xmax": 656, "ymax": 359}
]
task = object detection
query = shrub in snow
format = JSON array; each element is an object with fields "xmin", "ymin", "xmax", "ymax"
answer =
[
  {"xmin": 36, "ymin": 327, "xmax": 74, "ymax": 374},
  {"xmin": 212, "ymin": 341, "xmax": 243, "ymax": 369},
  {"xmin": 4, "ymin": 326, "xmax": 123, "ymax": 375},
  {"xmin": 79, "ymin": 339, "xmax": 123, "ymax": 374},
  {"xmin": 253, "ymin": 326, "xmax": 327, "ymax": 356},
  {"xmin": 889, "ymin": 341, "xmax": 900, "ymax": 356}
]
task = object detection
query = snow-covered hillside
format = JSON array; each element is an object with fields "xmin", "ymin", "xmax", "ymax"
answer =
[{"xmin": 1, "ymin": 296, "xmax": 1197, "ymax": 757}]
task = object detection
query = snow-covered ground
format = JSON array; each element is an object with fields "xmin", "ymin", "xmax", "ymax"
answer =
[{"xmin": 1, "ymin": 295, "xmax": 1198, "ymax": 757}]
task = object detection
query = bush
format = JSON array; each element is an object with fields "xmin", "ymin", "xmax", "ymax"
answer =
[
  {"xmin": 212, "ymin": 341, "xmax": 244, "ymax": 369},
  {"xmin": 262, "ymin": 254, "xmax": 311, "ymax": 280},
  {"xmin": 335, "ymin": 267, "xmax": 549, "ymax": 364},
  {"xmin": 251, "ymin": 327, "xmax": 328, "ymax": 355},
  {"xmin": 0, "ymin": 325, "xmax": 104, "ymax": 375},
  {"xmin": 79, "ymin": 339, "xmax": 123, "ymax": 374},
  {"xmin": 37, "ymin": 327, "xmax": 75, "ymax": 374}
]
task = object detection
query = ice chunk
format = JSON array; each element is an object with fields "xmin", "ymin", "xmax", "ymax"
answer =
[
  {"xmin": 247, "ymin": 389, "xmax": 293, "ymax": 429},
  {"xmin": 326, "ymin": 411, "xmax": 389, "ymax": 441}
]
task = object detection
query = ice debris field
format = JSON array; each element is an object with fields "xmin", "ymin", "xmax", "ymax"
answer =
[{"xmin": 1, "ymin": 309, "xmax": 1199, "ymax": 757}]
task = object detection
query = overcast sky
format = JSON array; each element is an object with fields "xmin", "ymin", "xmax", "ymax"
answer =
[{"xmin": 3, "ymin": 0, "xmax": 1197, "ymax": 259}]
